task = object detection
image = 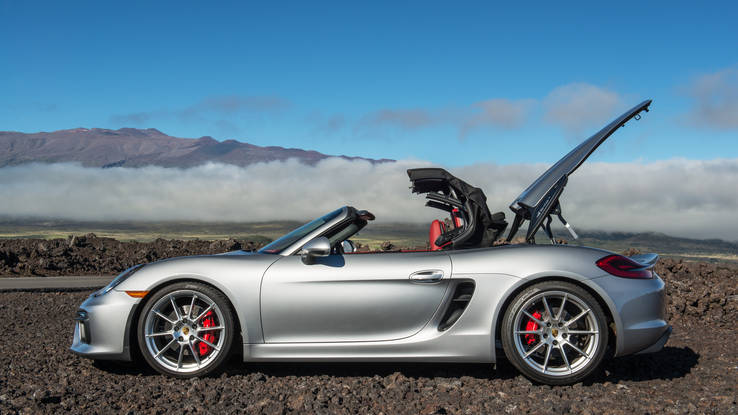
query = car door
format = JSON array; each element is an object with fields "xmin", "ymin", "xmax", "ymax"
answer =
[{"xmin": 260, "ymin": 251, "xmax": 452, "ymax": 343}]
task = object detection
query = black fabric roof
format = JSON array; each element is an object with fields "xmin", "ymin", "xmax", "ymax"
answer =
[{"xmin": 407, "ymin": 168, "xmax": 507, "ymax": 249}]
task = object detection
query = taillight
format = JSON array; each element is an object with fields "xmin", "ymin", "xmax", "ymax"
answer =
[{"xmin": 596, "ymin": 254, "xmax": 653, "ymax": 279}]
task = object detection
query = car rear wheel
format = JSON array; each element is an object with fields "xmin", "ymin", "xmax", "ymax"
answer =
[
  {"xmin": 501, "ymin": 281, "xmax": 608, "ymax": 385},
  {"xmin": 137, "ymin": 282, "xmax": 234, "ymax": 378}
]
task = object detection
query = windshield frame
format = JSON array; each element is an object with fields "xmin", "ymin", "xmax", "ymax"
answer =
[{"xmin": 258, "ymin": 207, "xmax": 348, "ymax": 255}]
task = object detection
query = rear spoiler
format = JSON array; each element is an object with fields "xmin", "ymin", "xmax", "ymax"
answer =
[
  {"xmin": 628, "ymin": 253, "xmax": 659, "ymax": 268},
  {"xmin": 507, "ymin": 99, "xmax": 652, "ymax": 243}
]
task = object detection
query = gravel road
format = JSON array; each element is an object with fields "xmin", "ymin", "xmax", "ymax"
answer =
[
  {"xmin": 0, "ymin": 291, "xmax": 735, "ymax": 415},
  {"xmin": 0, "ymin": 276, "xmax": 112, "ymax": 291}
]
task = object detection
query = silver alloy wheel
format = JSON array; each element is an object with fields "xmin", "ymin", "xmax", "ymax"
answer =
[
  {"xmin": 143, "ymin": 289, "xmax": 227, "ymax": 373},
  {"xmin": 511, "ymin": 290, "xmax": 600, "ymax": 377}
]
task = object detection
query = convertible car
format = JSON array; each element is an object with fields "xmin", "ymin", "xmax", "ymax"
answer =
[{"xmin": 71, "ymin": 99, "xmax": 670, "ymax": 385}]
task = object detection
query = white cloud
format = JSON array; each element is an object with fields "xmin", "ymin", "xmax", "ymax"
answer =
[
  {"xmin": 459, "ymin": 98, "xmax": 534, "ymax": 138},
  {"xmin": 359, "ymin": 108, "xmax": 437, "ymax": 130},
  {"xmin": 356, "ymin": 83, "xmax": 627, "ymax": 140},
  {"xmin": 685, "ymin": 66, "xmax": 738, "ymax": 129},
  {"xmin": 543, "ymin": 83, "xmax": 623, "ymax": 135},
  {"xmin": 1, "ymin": 158, "xmax": 737, "ymax": 241},
  {"xmin": 356, "ymin": 98, "xmax": 534, "ymax": 139}
]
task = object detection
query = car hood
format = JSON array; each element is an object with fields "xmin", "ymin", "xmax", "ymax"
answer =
[
  {"xmin": 216, "ymin": 250, "xmax": 259, "ymax": 256},
  {"xmin": 114, "ymin": 250, "xmax": 279, "ymax": 292},
  {"xmin": 507, "ymin": 99, "xmax": 652, "ymax": 242}
]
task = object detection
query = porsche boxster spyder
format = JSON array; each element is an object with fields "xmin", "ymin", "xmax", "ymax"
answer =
[{"xmin": 71, "ymin": 99, "xmax": 670, "ymax": 385}]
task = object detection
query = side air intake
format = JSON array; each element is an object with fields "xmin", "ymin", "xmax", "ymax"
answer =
[{"xmin": 438, "ymin": 282, "xmax": 475, "ymax": 331}]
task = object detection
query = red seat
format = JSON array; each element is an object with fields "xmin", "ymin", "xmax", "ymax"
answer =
[{"xmin": 429, "ymin": 220, "xmax": 446, "ymax": 251}]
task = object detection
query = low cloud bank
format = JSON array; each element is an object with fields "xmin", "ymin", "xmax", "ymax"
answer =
[{"xmin": 1, "ymin": 158, "xmax": 737, "ymax": 241}]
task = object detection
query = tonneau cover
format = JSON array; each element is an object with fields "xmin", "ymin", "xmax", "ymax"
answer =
[{"xmin": 507, "ymin": 99, "xmax": 652, "ymax": 242}]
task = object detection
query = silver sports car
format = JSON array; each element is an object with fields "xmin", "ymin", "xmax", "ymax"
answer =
[{"xmin": 71, "ymin": 99, "xmax": 670, "ymax": 385}]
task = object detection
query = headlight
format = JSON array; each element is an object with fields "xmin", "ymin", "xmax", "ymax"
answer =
[{"xmin": 95, "ymin": 264, "xmax": 145, "ymax": 296}]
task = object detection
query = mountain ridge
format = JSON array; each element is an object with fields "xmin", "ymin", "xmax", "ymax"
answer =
[{"xmin": 0, "ymin": 127, "xmax": 393, "ymax": 168}]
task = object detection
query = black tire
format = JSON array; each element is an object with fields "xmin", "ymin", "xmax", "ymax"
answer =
[
  {"xmin": 137, "ymin": 281, "xmax": 235, "ymax": 378},
  {"xmin": 501, "ymin": 281, "xmax": 609, "ymax": 385}
]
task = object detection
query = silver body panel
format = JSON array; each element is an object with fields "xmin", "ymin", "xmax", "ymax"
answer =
[
  {"xmin": 71, "ymin": 243, "xmax": 669, "ymax": 363},
  {"xmin": 261, "ymin": 252, "xmax": 452, "ymax": 343},
  {"xmin": 71, "ymin": 290, "xmax": 139, "ymax": 360}
]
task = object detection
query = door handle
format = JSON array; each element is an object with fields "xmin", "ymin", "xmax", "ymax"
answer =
[{"xmin": 409, "ymin": 269, "xmax": 444, "ymax": 283}]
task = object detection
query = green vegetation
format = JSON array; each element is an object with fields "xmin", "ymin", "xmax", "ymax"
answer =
[{"xmin": 0, "ymin": 219, "xmax": 288, "ymax": 243}]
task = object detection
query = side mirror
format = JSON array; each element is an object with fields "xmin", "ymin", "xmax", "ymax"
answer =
[
  {"xmin": 300, "ymin": 237, "xmax": 331, "ymax": 264},
  {"xmin": 341, "ymin": 239, "xmax": 356, "ymax": 253}
]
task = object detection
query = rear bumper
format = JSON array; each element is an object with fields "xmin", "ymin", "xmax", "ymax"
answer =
[
  {"xmin": 636, "ymin": 325, "xmax": 672, "ymax": 355},
  {"xmin": 589, "ymin": 273, "xmax": 670, "ymax": 357},
  {"xmin": 70, "ymin": 290, "xmax": 139, "ymax": 361}
]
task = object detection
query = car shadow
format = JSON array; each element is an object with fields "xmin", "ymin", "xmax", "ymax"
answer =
[
  {"xmin": 223, "ymin": 360, "xmax": 512, "ymax": 380},
  {"xmin": 592, "ymin": 346, "xmax": 700, "ymax": 383},
  {"xmin": 91, "ymin": 345, "xmax": 699, "ymax": 384},
  {"xmin": 92, "ymin": 359, "xmax": 159, "ymax": 376}
]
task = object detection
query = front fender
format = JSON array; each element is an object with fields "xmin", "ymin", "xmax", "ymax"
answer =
[{"xmin": 115, "ymin": 254, "xmax": 279, "ymax": 344}]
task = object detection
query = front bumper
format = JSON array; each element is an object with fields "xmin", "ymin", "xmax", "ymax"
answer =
[
  {"xmin": 589, "ymin": 273, "xmax": 671, "ymax": 357},
  {"xmin": 70, "ymin": 290, "xmax": 140, "ymax": 361}
]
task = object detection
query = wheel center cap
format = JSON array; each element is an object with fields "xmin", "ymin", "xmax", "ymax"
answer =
[
  {"xmin": 182, "ymin": 326, "xmax": 190, "ymax": 335},
  {"xmin": 552, "ymin": 328, "xmax": 559, "ymax": 337}
]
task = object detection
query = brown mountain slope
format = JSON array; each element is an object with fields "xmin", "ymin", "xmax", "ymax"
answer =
[{"xmin": 0, "ymin": 128, "xmax": 392, "ymax": 167}]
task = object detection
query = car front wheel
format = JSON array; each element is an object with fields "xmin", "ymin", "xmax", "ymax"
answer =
[
  {"xmin": 137, "ymin": 282, "xmax": 234, "ymax": 377},
  {"xmin": 501, "ymin": 281, "xmax": 608, "ymax": 385}
]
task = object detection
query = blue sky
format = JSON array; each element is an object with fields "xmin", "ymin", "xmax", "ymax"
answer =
[{"xmin": 2, "ymin": 1, "xmax": 736, "ymax": 166}]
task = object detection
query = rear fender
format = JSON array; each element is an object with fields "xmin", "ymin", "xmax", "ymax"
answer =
[{"xmin": 489, "ymin": 272, "xmax": 623, "ymax": 362}]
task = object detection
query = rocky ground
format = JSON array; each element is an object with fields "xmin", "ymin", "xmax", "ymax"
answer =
[
  {"xmin": 0, "ymin": 237, "xmax": 736, "ymax": 413},
  {"xmin": 0, "ymin": 234, "xmax": 263, "ymax": 277},
  {"xmin": 0, "ymin": 290, "xmax": 735, "ymax": 414}
]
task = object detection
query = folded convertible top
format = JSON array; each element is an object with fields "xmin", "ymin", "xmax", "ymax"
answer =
[
  {"xmin": 407, "ymin": 99, "xmax": 652, "ymax": 247},
  {"xmin": 407, "ymin": 168, "xmax": 507, "ymax": 249}
]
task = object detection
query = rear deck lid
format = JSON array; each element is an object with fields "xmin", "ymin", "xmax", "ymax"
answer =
[{"xmin": 507, "ymin": 99, "xmax": 652, "ymax": 243}]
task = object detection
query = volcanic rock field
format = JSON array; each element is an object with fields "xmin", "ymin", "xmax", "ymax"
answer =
[{"xmin": 0, "ymin": 235, "xmax": 736, "ymax": 414}]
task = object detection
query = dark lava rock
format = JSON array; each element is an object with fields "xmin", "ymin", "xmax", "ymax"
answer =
[
  {"xmin": 0, "ymin": 291, "xmax": 736, "ymax": 414},
  {"xmin": 0, "ymin": 235, "xmax": 263, "ymax": 277},
  {"xmin": 653, "ymin": 257, "xmax": 738, "ymax": 327},
  {"xmin": 380, "ymin": 241, "xmax": 396, "ymax": 251}
]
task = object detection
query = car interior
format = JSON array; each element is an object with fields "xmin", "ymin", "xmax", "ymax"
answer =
[
  {"xmin": 407, "ymin": 168, "xmax": 507, "ymax": 251},
  {"xmin": 317, "ymin": 168, "xmax": 509, "ymax": 254}
]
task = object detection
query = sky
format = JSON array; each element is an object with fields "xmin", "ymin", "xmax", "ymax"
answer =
[
  {"xmin": 1, "ymin": 2, "xmax": 738, "ymax": 240},
  {"xmin": 2, "ymin": 1, "xmax": 736, "ymax": 166}
]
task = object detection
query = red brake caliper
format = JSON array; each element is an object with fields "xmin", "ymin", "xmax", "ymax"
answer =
[
  {"xmin": 525, "ymin": 311, "xmax": 542, "ymax": 345},
  {"xmin": 198, "ymin": 311, "xmax": 215, "ymax": 356}
]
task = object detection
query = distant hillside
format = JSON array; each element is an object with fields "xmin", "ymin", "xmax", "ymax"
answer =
[
  {"xmin": 0, "ymin": 219, "xmax": 735, "ymax": 263},
  {"xmin": 569, "ymin": 230, "xmax": 738, "ymax": 261},
  {"xmin": 0, "ymin": 128, "xmax": 393, "ymax": 168}
]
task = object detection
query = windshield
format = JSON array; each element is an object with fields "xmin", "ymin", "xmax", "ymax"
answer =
[{"xmin": 258, "ymin": 208, "xmax": 343, "ymax": 254}]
